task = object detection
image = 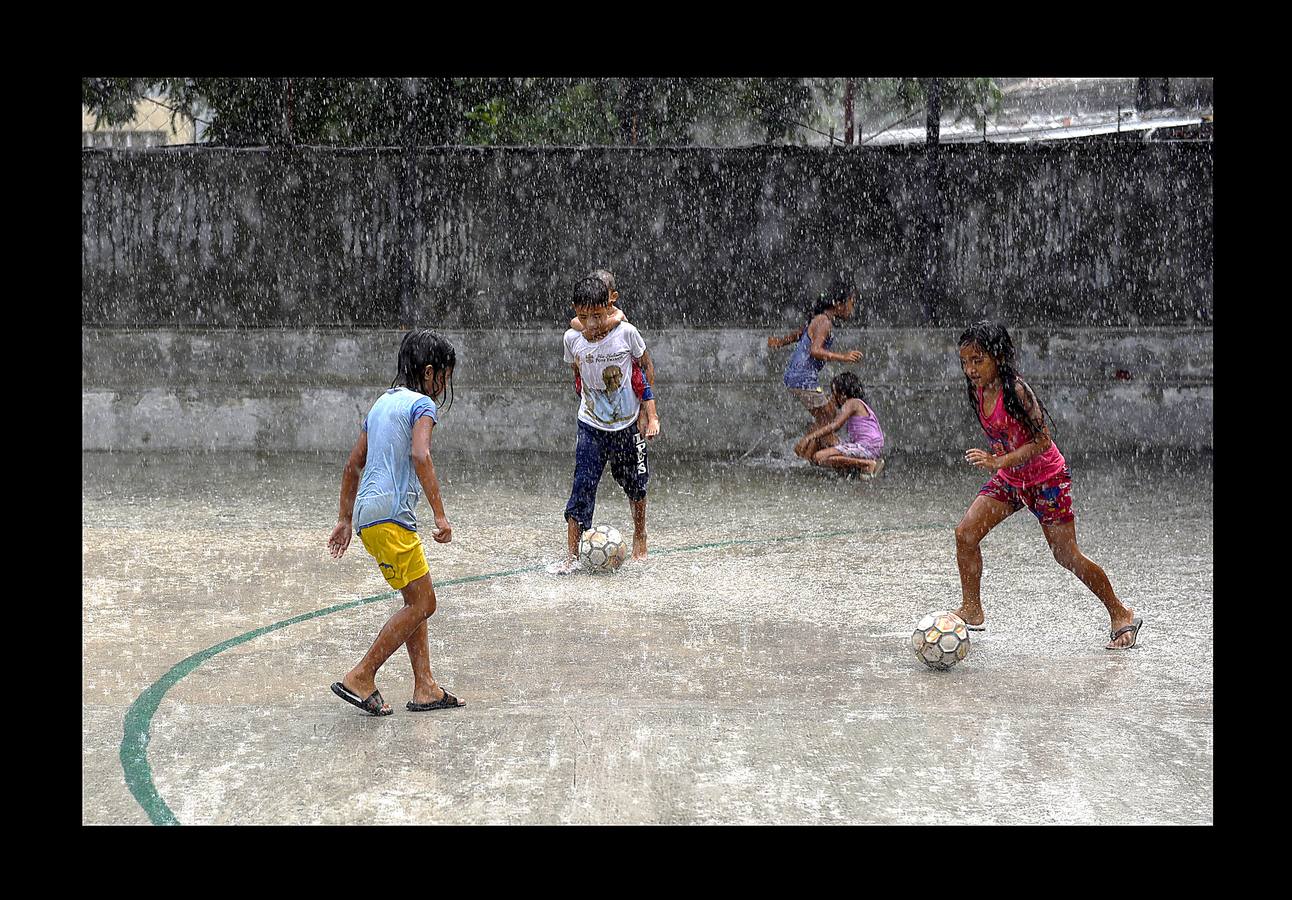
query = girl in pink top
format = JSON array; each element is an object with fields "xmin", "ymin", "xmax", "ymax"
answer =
[
  {"xmin": 795, "ymin": 372, "xmax": 886, "ymax": 476},
  {"xmin": 954, "ymin": 322, "xmax": 1142, "ymax": 650}
]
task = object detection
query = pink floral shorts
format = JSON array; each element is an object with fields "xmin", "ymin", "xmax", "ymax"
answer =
[
  {"xmin": 978, "ymin": 467, "xmax": 1074, "ymax": 527},
  {"xmin": 835, "ymin": 441, "xmax": 883, "ymax": 460}
]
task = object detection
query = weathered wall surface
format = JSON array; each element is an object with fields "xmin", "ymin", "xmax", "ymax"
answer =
[
  {"xmin": 82, "ymin": 144, "xmax": 1213, "ymax": 329},
  {"xmin": 81, "ymin": 327, "xmax": 1212, "ymax": 454}
]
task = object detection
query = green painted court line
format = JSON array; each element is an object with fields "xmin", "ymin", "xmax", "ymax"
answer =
[{"xmin": 119, "ymin": 528, "xmax": 866, "ymax": 825}]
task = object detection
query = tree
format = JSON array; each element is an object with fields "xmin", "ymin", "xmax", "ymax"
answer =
[
  {"xmin": 83, "ymin": 77, "xmax": 1002, "ymax": 149},
  {"xmin": 82, "ymin": 77, "xmax": 464, "ymax": 146},
  {"xmin": 82, "ymin": 78, "xmax": 156, "ymax": 128},
  {"xmin": 831, "ymin": 77, "xmax": 1002, "ymax": 143},
  {"xmin": 1136, "ymin": 78, "xmax": 1173, "ymax": 111},
  {"xmin": 460, "ymin": 78, "xmax": 620, "ymax": 145},
  {"xmin": 82, "ymin": 76, "xmax": 836, "ymax": 148}
]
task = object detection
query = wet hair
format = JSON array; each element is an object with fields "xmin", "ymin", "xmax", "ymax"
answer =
[
  {"xmin": 807, "ymin": 273, "xmax": 858, "ymax": 321},
  {"xmin": 393, "ymin": 328, "xmax": 456, "ymax": 413},
  {"xmin": 572, "ymin": 275, "xmax": 610, "ymax": 309},
  {"xmin": 958, "ymin": 321, "xmax": 1053, "ymax": 442},
  {"xmin": 591, "ymin": 269, "xmax": 616, "ymax": 293},
  {"xmin": 830, "ymin": 371, "xmax": 868, "ymax": 404}
]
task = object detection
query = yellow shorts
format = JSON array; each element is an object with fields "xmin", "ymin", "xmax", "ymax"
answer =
[{"xmin": 358, "ymin": 522, "xmax": 430, "ymax": 590}]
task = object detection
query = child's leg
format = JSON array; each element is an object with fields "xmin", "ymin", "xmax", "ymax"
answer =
[
  {"xmin": 630, "ymin": 496, "xmax": 647, "ymax": 560},
  {"xmin": 1041, "ymin": 520, "xmax": 1138, "ymax": 648},
  {"xmin": 343, "ymin": 573, "xmax": 438, "ymax": 702},
  {"xmin": 566, "ymin": 516, "xmax": 582, "ymax": 562},
  {"xmin": 403, "ymin": 581, "xmax": 455, "ymax": 704},
  {"xmin": 813, "ymin": 400, "xmax": 838, "ymax": 455},
  {"xmin": 953, "ymin": 495, "xmax": 1016, "ymax": 626},
  {"xmin": 812, "ymin": 446, "xmax": 840, "ymax": 466},
  {"xmin": 795, "ymin": 404, "xmax": 836, "ymax": 459},
  {"xmin": 814, "ymin": 446, "xmax": 877, "ymax": 473},
  {"xmin": 563, "ymin": 424, "xmax": 607, "ymax": 564},
  {"xmin": 823, "ymin": 457, "xmax": 876, "ymax": 473},
  {"xmin": 604, "ymin": 425, "xmax": 650, "ymax": 559},
  {"xmin": 793, "ymin": 427, "xmax": 815, "ymax": 459},
  {"xmin": 405, "ymin": 617, "xmax": 435, "ymax": 699}
]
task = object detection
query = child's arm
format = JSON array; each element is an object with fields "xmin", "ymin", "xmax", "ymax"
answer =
[
  {"xmin": 571, "ymin": 307, "xmax": 626, "ymax": 337},
  {"xmin": 799, "ymin": 399, "xmax": 857, "ymax": 447},
  {"xmin": 637, "ymin": 349, "xmax": 659, "ymax": 438},
  {"xmin": 966, "ymin": 381, "xmax": 1053, "ymax": 470},
  {"xmin": 327, "ymin": 430, "xmax": 368, "ymax": 558},
  {"xmin": 808, "ymin": 315, "xmax": 862, "ymax": 363},
  {"xmin": 640, "ymin": 398, "xmax": 659, "ymax": 438},
  {"xmin": 638, "ymin": 348, "xmax": 657, "ymax": 394},
  {"xmin": 767, "ymin": 327, "xmax": 804, "ymax": 349},
  {"xmin": 411, "ymin": 416, "xmax": 451, "ymax": 543}
]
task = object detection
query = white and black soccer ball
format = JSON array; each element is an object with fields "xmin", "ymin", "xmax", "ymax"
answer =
[
  {"xmin": 578, "ymin": 524, "xmax": 629, "ymax": 573},
  {"xmin": 910, "ymin": 611, "xmax": 971, "ymax": 670}
]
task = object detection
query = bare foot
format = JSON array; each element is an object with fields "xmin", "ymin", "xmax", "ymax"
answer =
[
  {"xmin": 952, "ymin": 605, "xmax": 985, "ymax": 628},
  {"xmin": 343, "ymin": 671, "xmax": 377, "ymax": 698},
  {"xmin": 340, "ymin": 672, "xmax": 390, "ymax": 714},
  {"xmin": 410, "ymin": 683, "xmax": 447, "ymax": 705},
  {"xmin": 1106, "ymin": 611, "xmax": 1141, "ymax": 649},
  {"xmin": 632, "ymin": 533, "xmax": 648, "ymax": 561},
  {"xmin": 546, "ymin": 556, "xmax": 582, "ymax": 575}
]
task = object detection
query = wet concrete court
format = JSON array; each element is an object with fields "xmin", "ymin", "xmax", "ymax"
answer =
[{"xmin": 82, "ymin": 448, "xmax": 1212, "ymax": 824}]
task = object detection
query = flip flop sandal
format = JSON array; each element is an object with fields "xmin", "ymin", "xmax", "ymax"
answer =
[
  {"xmin": 966, "ymin": 623, "xmax": 987, "ymax": 632},
  {"xmin": 331, "ymin": 682, "xmax": 393, "ymax": 716},
  {"xmin": 407, "ymin": 689, "xmax": 466, "ymax": 711},
  {"xmin": 1107, "ymin": 618, "xmax": 1144, "ymax": 650}
]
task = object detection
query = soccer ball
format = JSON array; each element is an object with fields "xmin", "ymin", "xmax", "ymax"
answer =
[
  {"xmin": 578, "ymin": 524, "xmax": 629, "ymax": 573},
  {"xmin": 910, "ymin": 611, "xmax": 971, "ymax": 670}
]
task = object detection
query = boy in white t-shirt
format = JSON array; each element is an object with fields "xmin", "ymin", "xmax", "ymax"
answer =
[
  {"xmin": 555, "ymin": 274, "xmax": 660, "ymax": 572},
  {"xmin": 568, "ymin": 269, "xmax": 656, "ymax": 434}
]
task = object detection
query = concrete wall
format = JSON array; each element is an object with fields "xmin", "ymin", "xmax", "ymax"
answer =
[
  {"xmin": 82, "ymin": 143, "xmax": 1213, "ymax": 329},
  {"xmin": 82, "ymin": 327, "xmax": 1212, "ymax": 454}
]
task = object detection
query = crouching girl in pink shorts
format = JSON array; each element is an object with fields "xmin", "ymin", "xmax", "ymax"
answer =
[{"xmin": 794, "ymin": 372, "xmax": 885, "ymax": 476}]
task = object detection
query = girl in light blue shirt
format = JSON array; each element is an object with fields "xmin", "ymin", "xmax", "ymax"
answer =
[{"xmin": 326, "ymin": 329, "xmax": 466, "ymax": 716}]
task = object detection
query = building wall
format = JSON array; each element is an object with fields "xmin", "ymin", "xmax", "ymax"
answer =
[
  {"xmin": 81, "ymin": 143, "xmax": 1213, "ymax": 329},
  {"xmin": 81, "ymin": 327, "xmax": 1213, "ymax": 454},
  {"xmin": 82, "ymin": 97, "xmax": 196, "ymax": 149}
]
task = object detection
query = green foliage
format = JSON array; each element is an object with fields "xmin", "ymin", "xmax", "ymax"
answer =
[
  {"xmin": 725, "ymin": 77, "xmax": 821, "ymax": 143},
  {"xmin": 82, "ymin": 76, "xmax": 1001, "ymax": 147},
  {"xmin": 82, "ymin": 78, "xmax": 154, "ymax": 128},
  {"xmin": 461, "ymin": 79, "xmax": 620, "ymax": 145},
  {"xmin": 853, "ymin": 77, "xmax": 1004, "ymax": 133}
]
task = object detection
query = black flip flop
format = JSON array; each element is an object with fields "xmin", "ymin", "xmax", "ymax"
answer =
[
  {"xmin": 1107, "ymin": 618, "xmax": 1144, "ymax": 650},
  {"xmin": 407, "ymin": 689, "xmax": 466, "ymax": 711},
  {"xmin": 331, "ymin": 682, "xmax": 393, "ymax": 716}
]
